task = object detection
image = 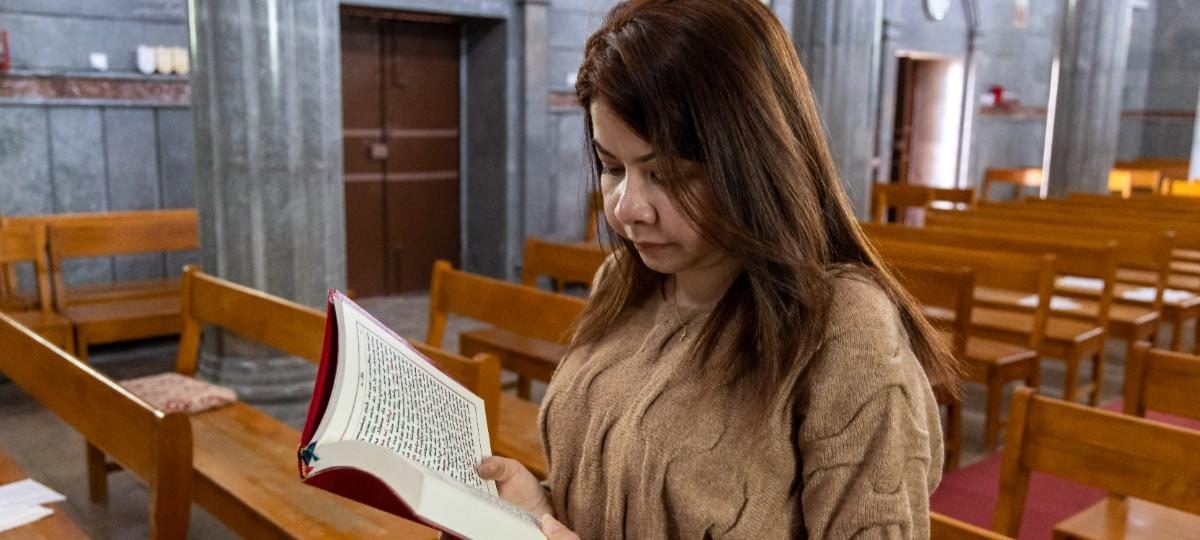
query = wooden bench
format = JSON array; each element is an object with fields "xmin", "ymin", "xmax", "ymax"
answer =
[
  {"xmin": 0, "ymin": 312, "xmax": 192, "ymax": 539},
  {"xmin": 865, "ymin": 223, "xmax": 1117, "ymax": 405},
  {"xmin": 124, "ymin": 266, "xmax": 491, "ymax": 537},
  {"xmin": 994, "ymin": 387, "xmax": 1200, "ymax": 538},
  {"xmin": 521, "ymin": 237, "xmax": 607, "ymax": 293},
  {"xmin": 931, "ymin": 512, "xmax": 1011, "ymax": 540},
  {"xmin": 873, "ymin": 240, "xmax": 1054, "ymax": 448},
  {"xmin": 47, "ymin": 215, "xmax": 199, "ymax": 362},
  {"xmin": 0, "ymin": 224, "xmax": 73, "ymax": 354},
  {"xmin": 1047, "ymin": 344, "xmax": 1200, "ymax": 538},
  {"xmin": 870, "ymin": 183, "xmax": 976, "ymax": 224},
  {"xmin": 888, "ymin": 261, "xmax": 973, "ymax": 469},
  {"xmin": 926, "ymin": 210, "xmax": 1182, "ymax": 354},
  {"xmin": 980, "ymin": 167, "xmax": 1042, "ymax": 202},
  {"xmin": 431, "ymin": 260, "xmax": 586, "ymax": 404},
  {"xmin": 3, "ymin": 209, "xmax": 197, "ymax": 307}
]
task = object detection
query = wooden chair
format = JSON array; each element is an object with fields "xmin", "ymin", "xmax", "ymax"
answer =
[
  {"xmin": 993, "ymin": 387, "xmax": 1200, "ymax": 537},
  {"xmin": 926, "ymin": 210, "xmax": 1181, "ymax": 355},
  {"xmin": 960, "ymin": 202, "xmax": 1200, "ymax": 352},
  {"xmin": 870, "ymin": 183, "xmax": 977, "ymax": 224},
  {"xmin": 1049, "ymin": 343, "xmax": 1200, "ymax": 539},
  {"xmin": 1123, "ymin": 342, "xmax": 1200, "ymax": 422},
  {"xmin": 431, "ymin": 260, "xmax": 586, "ymax": 402},
  {"xmin": 521, "ymin": 237, "xmax": 607, "ymax": 293},
  {"xmin": 131, "ymin": 266, "xmax": 484, "ymax": 536},
  {"xmin": 872, "ymin": 240, "xmax": 1054, "ymax": 448},
  {"xmin": 0, "ymin": 312, "xmax": 192, "ymax": 539},
  {"xmin": 931, "ymin": 512, "xmax": 1011, "ymax": 540},
  {"xmin": 0, "ymin": 223, "xmax": 73, "ymax": 353},
  {"xmin": 47, "ymin": 214, "xmax": 199, "ymax": 361},
  {"xmin": 888, "ymin": 261, "xmax": 973, "ymax": 469},
  {"xmin": 980, "ymin": 167, "xmax": 1042, "ymax": 202},
  {"xmin": 864, "ymin": 223, "xmax": 1117, "ymax": 405}
]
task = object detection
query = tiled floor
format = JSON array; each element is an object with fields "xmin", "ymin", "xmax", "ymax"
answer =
[{"xmin": 0, "ymin": 294, "xmax": 1192, "ymax": 537}]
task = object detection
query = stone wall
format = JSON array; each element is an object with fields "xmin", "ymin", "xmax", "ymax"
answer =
[{"xmin": 0, "ymin": 0, "xmax": 196, "ymax": 284}]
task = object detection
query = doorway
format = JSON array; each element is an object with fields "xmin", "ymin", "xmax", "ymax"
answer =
[
  {"xmin": 340, "ymin": 7, "xmax": 461, "ymax": 297},
  {"xmin": 889, "ymin": 54, "xmax": 966, "ymax": 190}
]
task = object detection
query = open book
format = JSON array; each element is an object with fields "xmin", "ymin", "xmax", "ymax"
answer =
[{"xmin": 298, "ymin": 290, "xmax": 543, "ymax": 540}]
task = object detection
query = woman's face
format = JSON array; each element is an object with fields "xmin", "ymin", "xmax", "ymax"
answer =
[{"xmin": 591, "ymin": 100, "xmax": 728, "ymax": 276}]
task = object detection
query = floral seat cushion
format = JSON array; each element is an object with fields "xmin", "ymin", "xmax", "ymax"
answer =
[{"xmin": 120, "ymin": 372, "xmax": 237, "ymax": 414}]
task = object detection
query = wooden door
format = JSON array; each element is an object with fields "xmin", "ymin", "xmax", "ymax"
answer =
[{"xmin": 340, "ymin": 10, "xmax": 460, "ymax": 297}]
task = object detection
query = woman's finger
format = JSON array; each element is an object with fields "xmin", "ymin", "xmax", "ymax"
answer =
[{"xmin": 476, "ymin": 456, "xmax": 526, "ymax": 483}]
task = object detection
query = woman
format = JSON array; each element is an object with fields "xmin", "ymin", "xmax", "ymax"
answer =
[{"xmin": 478, "ymin": 0, "xmax": 958, "ymax": 537}]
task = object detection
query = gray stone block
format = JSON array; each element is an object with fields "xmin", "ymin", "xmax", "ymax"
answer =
[
  {"xmin": 103, "ymin": 108, "xmax": 161, "ymax": 210},
  {"xmin": 114, "ymin": 253, "xmax": 166, "ymax": 281},
  {"xmin": 156, "ymin": 108, "xmax": 196, "ymax": 208},
  {"xmin": 0, "ymin": 107, "xmax": 53, "ymax": 215},
  {"xmin": 48, "ymin": 108, "xmax": 108, "ymax": 213}
]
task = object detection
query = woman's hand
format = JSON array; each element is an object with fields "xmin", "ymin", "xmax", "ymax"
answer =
[
  {"xmin": 540, "ymin": 514, "xmax": 579, "ymax": 539},
  {"xmin": 476, "ymin": 456, "xmax": 553, "ymax": 517}
]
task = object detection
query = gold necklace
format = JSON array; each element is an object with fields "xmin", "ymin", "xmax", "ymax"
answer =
[{"xmin": 672, "ymin": 279, "xmax": 687, "ymax": 342}]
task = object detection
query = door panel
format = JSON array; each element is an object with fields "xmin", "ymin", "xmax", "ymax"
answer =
[
  {"xmin": 340, "ymin": 11, "xmax": 460, "ymax": 296},
  {"xmin": 382, "ymin": 19, "xmax": 460, "ymax": 293},
  {"xmin": 340, "ymin": 13, "xmax": 387, "ymax": 298}
]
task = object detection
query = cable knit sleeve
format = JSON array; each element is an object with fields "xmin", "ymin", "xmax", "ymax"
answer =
[{"xmin": 796, "ymin": 276, "xmax": 943, "ymax": 539}]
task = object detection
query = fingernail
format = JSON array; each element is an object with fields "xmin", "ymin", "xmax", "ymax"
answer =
[
  {"xmin": 541, "ymin": 514, "xmax": 562, "ymax": 532},
  {"xmin": 477, "ymin": 461, "xmax": 497, "ymax": 475}
]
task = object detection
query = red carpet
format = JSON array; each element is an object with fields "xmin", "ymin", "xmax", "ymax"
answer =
[{"xmin": 930, "ymin": 399, "xmax": 1200, "ymax": 538}]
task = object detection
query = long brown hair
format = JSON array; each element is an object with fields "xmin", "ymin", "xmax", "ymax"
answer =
[{"xmin": 571, "ymin": 0, "xmax": 960, "ymax": 414}]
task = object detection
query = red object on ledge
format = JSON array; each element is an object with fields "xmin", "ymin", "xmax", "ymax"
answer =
[{"xmin": 1, "ymin": 30, "xmax": 10, "ymax": 73}]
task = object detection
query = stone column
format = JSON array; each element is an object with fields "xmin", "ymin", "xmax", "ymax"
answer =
[
  {"xmin": 189, "ymin": 0, "xmax": 345, "ymax": 426},
  {"xmin": 1191, "ymin": 83, "xmax": 1200, "ymax": 180},
  {"xmin": 1045, "ymin": 0, "xmax": 1135, "ymax": 196},
  {"xmin": 791, "ymin": 0, "xmax": 883, "ymax": 217},
  {"xmin": 521, "ymin": 0, "xmax": 551, "ymax": 242}
]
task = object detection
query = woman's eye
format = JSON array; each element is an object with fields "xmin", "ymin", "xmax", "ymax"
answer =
[{"xmin": 601, "ymin": 165, "xmax": 625, "ymax": 177}]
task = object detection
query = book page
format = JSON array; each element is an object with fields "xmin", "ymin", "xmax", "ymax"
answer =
[
  {"xmin": 319, "ymin": 296, "xmax": 492, "ymax": 492},
  {"xmin": 345, "ymin": 322, "xmax": 487, "ymax": 489}
]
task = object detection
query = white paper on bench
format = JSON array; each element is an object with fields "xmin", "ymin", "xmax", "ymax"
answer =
[
  {"xmin": 0, "ymin": 479, "xmax": 65, "ymax": 513},
  {"xmin": 1121, "ymin": 287, "xmax": 1197, "ymax": 304},
  {"xmin": 1055, "ymin": 276, "xmax": 1104, "ymax": 292},
  {"xmin": 1017, "ymin": 295, "xmax": 1082, "ymax": 311},
  {"xmin": 0, "ymin": 505, "xmax": 54, "ymax": 534}
]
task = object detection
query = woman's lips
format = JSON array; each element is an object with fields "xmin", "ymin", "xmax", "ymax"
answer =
[{"xmin": 634, "ymin": 241, "xmax": 670, "ymax": 252}]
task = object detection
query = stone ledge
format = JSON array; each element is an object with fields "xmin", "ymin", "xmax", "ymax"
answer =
[{"xmin": 0, "ymin": 72, "xmax": 189, "ymax": 106}]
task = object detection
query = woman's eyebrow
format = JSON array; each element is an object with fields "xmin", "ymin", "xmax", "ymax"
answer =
[{"xmin": 592, "ymin": 140, "xmax": 656, "ymax": 163}]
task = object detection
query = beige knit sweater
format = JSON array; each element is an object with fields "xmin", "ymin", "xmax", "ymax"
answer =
[{"xmin": 538, "ymin": 273, "xmax": 943, "ymax": 539}]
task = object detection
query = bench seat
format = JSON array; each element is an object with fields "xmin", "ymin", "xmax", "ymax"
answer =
[
  {"xmin": 460, "ymin": 327, "xmax": 566, "ymax": 399},
  {"xmin": 64, "ymin": 296, "xmax": 182, "ymax": 361},
  {"xmin": 495, "ymin": 393, "xmax": 547, "ymax": 479},
  {"xmin": 191, "ymin": 402, "xmax": 438, "ymax": 539}
]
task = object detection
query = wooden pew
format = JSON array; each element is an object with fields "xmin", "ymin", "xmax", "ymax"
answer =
[
  {"xmin": 888, "ymin": 261, "xmax": 973, "ymax": 469},
  {"xmin": 926, "ymin": 210, "xmax": 1181, "ymax": 353},
  {"xmin": 1048, "ymin": 343, "xmax": 1200, "ymax": 538},
  {"xmin": 980, "ymin": 167, "xmax": 1042, "ymax": 202},
  {"xmin": 3, "ymin": 209, "xmax": 197, "ymax": 306},
  {"xmin": 870, "ymin": 183, "xmax": 976, "ymax": 224},
  {"xmin": 142, "ymin": 266, "xmax": 485, "ymax": 537},
  {"xmin": 0, "ymin": 224, "xmax": 73, "ymax": 353},
  {"xmin": 432, "ymin": 260, "xmax": 586, "ymax": 405},
  {"xmin": 47, "ymin": 215, "xmax": 199, "ymax": 362},
  {"xmin": 994, "ymin": 387, "xmax": 1200, "ymax": 538},
  {"xmin": 931, "ymin": 512, "xmax": 1010, "ymax": 540},
  {"xmin": 0, "ymin": 313, "xmax": 192, "ymax": 539},
  {"xmin": 521, "ymin": 237, "xmax": 607, "ymax": 293},
  {"xmin": 864, "ymin": 223, "xmax": 1117, "ymax": 405},
  {"xmin": 873, "ymin": 240, "xmax": 1054, "ymax": 448}
]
